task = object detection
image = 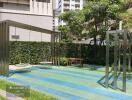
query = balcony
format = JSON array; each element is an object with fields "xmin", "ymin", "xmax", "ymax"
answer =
[
  {"xmin": 64, "ymin": 6, "xmax": 70, "ymax": 9},
  {"xmin": 64, "ymin": 3, "xmax": 70, "ymax": 9},
  {"xmin": 64, "ymin": 0, "xmax": 70, "ymax": 4},
  {"xmin": 64, "ymin": 0, "xmax": 70, "ymax": 2},
  {"xmin": 75, "ymin": 0, "xmax": 80, "ymax": 4},
  {"xmin": 75, "ymin": 4, "xmax": 80, "ymax": 8},
  {"xmin": 0, "ymin": 0, "xmax": 29, "ymax": 5},
  {"xmin": 75, "ymin": 0, "xmax": 80, "ymax": 3}
]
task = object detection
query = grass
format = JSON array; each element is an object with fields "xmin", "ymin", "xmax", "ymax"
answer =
[
  {"xmin": 0, "ymin": 79, "xmax": 58, "ymax": 100},
  {"xmin": 0, "ymin": 96, "xmax": 7, "ymax": 100}
]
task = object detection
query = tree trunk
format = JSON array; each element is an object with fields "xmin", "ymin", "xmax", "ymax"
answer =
[
  {"xmin": 93, "ymin": 36, "xmax": 97, "ymax": 61},
  {"xmin": 94, "ymin": 36, "xmax": 97, "ymax": 46},
  {"xmin": 94, "ymin": 23, "xmax": 98, "ymax": 61}
]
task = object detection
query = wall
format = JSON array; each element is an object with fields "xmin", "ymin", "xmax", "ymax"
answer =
[
  {"xmin": 30, "ymin": 0, "xmax": 53, "ymax": 15},
  {"xmin": 2, "ymin": 3, "xmax": 29, "ymax": 11},
  {"xmin": 0, "ymin": 12, "xmax": 53, "ymax": 42}
]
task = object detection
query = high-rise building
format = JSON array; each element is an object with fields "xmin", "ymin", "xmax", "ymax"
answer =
[
  {"xmin": 53, "ymin": 0, "xmax": 84, "ymax": 29},
  {"xmin": 0, "ymin": 0, "xmax": 52, "ymax": 15},
  {"xmin": 0, "ymin": 0, "xmax": 53, "ymax": 42},
  {"xmin": 58, "ymin": 0, "xmax": 83, "ymax": 13}
]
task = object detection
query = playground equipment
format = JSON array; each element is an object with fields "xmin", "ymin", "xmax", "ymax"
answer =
[
  {"xmin": 105, "ymin": 30, "xmax": 132, "ymax": 92},
  {"xmin": 0, "ymin": 20, "xmax": 57, "ymax": 76}
]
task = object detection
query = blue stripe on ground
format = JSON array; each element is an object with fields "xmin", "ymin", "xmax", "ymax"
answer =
[
  {"xmin": 34, "ymin": 66, "xmax": 101, "ymax": 78},
  {"xmin": 33, "ymin": 67, "xmax": 132, "ymax": 83},
  {"xmin": 7, "ymin": 78, "xmax": 88, "ymax": 100},
  {"xmin": 15, "ymin": 72, "xmax": 132, "ymax": 100},
  {"xmin": 52, "ymin": 68, "xmax": 132, "ymax": 82},
  {"xmin": 33, "ymin": 69, "xmax": 98, "ymax": 81}
]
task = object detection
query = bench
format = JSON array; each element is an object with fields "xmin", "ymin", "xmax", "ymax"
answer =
[{"xmin": 68, "ymin": 58, "xmax": 83, "ymax": 67}]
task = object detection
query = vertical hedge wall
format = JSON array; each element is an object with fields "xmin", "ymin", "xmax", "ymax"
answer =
[
  {"xmin": 58, "ymin": 43, "xmax": 112, "ymax": 65},
  {"xmin": 9, "ymin": 41, "xmax": 114, "ymax": 65},
  {"xmin": 9, "ymin": 41, "xmax": 51, "ymax": 64}
]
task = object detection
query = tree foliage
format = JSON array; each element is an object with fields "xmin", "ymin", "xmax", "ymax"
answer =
[
  {"xmin": 59, "ymin": 10, "xmax": 85, "ymax": 41},
  {"xmin": 58, "ymin": 25, "xmax": 72, "ymax": 42},
  {"xmin": 119, "ymin": 0, "xmax": 132, "ymax": 30},
  {"xmin": 59, "ymin": 0, "xmax": 132, "ymax": 44}
]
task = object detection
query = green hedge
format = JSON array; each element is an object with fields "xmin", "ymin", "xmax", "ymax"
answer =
[
  {"xmin": 57, "ymin": 43, "xmax": 111, "ymax": 65},
  {"xmin": 9, "ymin": 41, "xmax": 113, "ymax": 65},
  {"xmin": 9, "ymin": 41, "xmax": 51, "ymax": 64}
]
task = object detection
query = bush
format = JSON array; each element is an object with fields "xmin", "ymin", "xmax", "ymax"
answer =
[
  {"xmin": 9, "ymin": 41, "xmax": 115, "ymax": 66},
  {"xmin": 60, "ymin": 57, "xmax": 69, "ymax": 66},
  {"xmin": 9, "ymin": 41, "xmax": 51, "ymax": 64}
]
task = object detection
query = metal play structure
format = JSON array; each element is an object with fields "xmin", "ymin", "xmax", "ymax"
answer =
[
  {"xmin": 0, "ymin": 20, "xmax": 58, "ymax": 76},
  {"xmin": 105, "ymin": 30, "xmax": 132, "ymax": 92}
]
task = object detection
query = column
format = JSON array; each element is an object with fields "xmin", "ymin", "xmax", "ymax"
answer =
[
  {"xmin": 39, "ymin": 2, "xmax": 43, "ymax": 14},
  {"xmin": 30, "ymin": 0, "xmax": 33, "ymax": 13},
  {"xmin": 80, "ymin": 0, "xmax": 83, "ymax": 9},
  {"xmin": 34, "ymin": 0, "xmax": 38, "ymax": 14}
]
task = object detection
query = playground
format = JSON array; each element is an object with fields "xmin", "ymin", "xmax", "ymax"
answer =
[
  {"xmin": 0, "ymin": 1, "xmax": 132, "ymax": 99},
  {"xmin": 0, "ymin": 65, "xmax": 132, "ymax": 100},
  {"xmin": 0, "ymin": 19, "xmax": 132, "ymax": 100}
]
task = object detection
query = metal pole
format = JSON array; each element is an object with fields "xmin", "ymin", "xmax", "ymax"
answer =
[
  {"xmin": 51, "ymin": 33, "xmax": 55, "ymax": 65},
  {"xmin": 5, "ymin": 22, "xmax": 9, "ymax": 76},
  {"xmin": 113, "ymin": 34, "xmax": 118, "ymax": 89},
  {"xmin": 1, "ymin": 22, "xmax": 4, "ymax": 75},
  {"xmin": 52, "ymin": 9, "xmax": 56, "ymax": 65},
  {"xmin": 58, "ymin": 32, "xmax": 61, "ymax": 66},
  {"xmin": 105, "ymin": 32, "xmax": 110, "ymax": 88},
  {"xmin": 0, "ymin": 23, "xmax": 1, "ymax": 74},
  {"xmin": 128, "ymin": 34, "xmax": 131, "ymax": 72},
  {"xmin": 0, "ymin": 22, "xmax": 4, "ymax": 75},
  {"xmin": 122, "ymin": 32, "xmax": 127, "ymax": 92},
  {"xmin": 1, "ymin": 22, "xmax": 9, "ymax": 75}
]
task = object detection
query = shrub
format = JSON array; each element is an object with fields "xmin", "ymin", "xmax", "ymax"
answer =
[
  {"xmin": 60, "ymin": 57, "xmax": 69, "ymax": 66},
  {"xmin": 9, "ymin": 41, "xmax": 51, "ymax": 64},
  {"xmin": 9, "ymin": 41, "xmax": 117, "ymax": 66}
]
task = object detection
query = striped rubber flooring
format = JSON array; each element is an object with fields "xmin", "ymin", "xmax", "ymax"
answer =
[{"xmin": 0, "ymin": 66, "xmax": 132, "ymax": 100}]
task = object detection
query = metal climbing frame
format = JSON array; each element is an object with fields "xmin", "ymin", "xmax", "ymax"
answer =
[
  {"xmin": 105, "ymin": 30, "xmax": 131, "ymax": 92},
  {"xmin": 0, "ymin": 21, "xmax": 9, "ymax": 75},
  {"xmin": 0, "ymin": 20, "xmax": 58, "ymax": 76}
]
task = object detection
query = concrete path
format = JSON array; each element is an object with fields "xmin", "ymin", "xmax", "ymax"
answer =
[{"xmin": 0, "ymin": 89, "xmax": 24, "ymax": 100}]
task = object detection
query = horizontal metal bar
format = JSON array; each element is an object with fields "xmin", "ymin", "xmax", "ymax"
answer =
[
  {"xmin": 0, "ymin": 20, "xmax": 59, "ymax": 34},
  {"xmin": 106, "ymin": 30, "xmax": 125, "ymax": 34}
]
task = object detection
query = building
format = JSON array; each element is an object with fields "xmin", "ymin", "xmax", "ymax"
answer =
[
  {"xmin": 0, "ymin": 0, "xmax": 53, "ymax": 42},
  {"xmin": 53, "ymin": 0, "xmax": 84, "ymax": 29},
  {"xmin": 58, "ymin": 0, "xmax": 83, "ymax": 13}
]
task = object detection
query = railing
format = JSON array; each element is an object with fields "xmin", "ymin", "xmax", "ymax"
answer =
[
  {"xmin": 0, "ymin": 8, "xmax": 51, "ymax": 16},
  {"xmin": 0, "ymin": 0, "xmax": 29, "ymax": 5}
]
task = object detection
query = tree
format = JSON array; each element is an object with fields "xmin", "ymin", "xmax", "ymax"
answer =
[
  {"xmin": 58, "ymin": 25, "xmax": 72, "ymax": 43},
  {"xmin": 59, "ymin": 0, "xmax": 132, "ymax": 44},
  {"xmin": 119, "ymin": 0, "xmax": 132, "ymax": 30},
  {"xmin": 59, "ymin": 10, "xmax": 85, "ymax": 41},
  {"xmin": 84, "ymin": 0, "xmax": 122, "ymax": 46}
]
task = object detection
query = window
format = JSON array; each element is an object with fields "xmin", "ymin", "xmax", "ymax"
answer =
[
  {"xmin": 12, "ymin": 35, "xmax": 19, "ymax": 39},
  {"xmin": 0, "ymin": 2, "xmax": 3, "ymax": 7},
  {"xmin": 36, "ymin": 0, "xmax": 50, "ymax": 3}
]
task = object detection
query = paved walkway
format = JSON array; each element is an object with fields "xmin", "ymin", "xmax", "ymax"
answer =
[
  {"xmin": 0, "ymin": 66, "xmax": 132, "ymax": 100},
  {"xmin": 0, "ymin": 89, "xmax": 24, "ymax": 100}
]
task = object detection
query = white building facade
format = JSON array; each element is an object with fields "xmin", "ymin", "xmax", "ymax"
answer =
[
  {"xmin": 58, "ymin": 0, "xmax": 83, "ymax": 12},
  {"xmin": 0, "ymin": 0, "xmax": 53, "ymax": 42},
  {"xmin": 54, "ymin": 0, "xmax": 84, "ymax": 28}
]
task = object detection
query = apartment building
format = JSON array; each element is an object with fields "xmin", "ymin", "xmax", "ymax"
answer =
[
  {"xmin": 0, "ymin": 0, "xmax": 53, "ymax": 42},
  {"xmin": 54, "ymin": 0, "xmax": 84, "ymax": 28},
  {"xmin": 58, "ymin": 0, "xmax": 83, "ymax": 12}
]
